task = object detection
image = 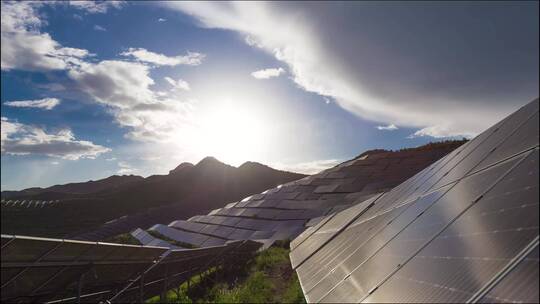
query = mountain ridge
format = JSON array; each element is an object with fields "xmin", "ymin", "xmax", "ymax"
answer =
[
  {"xmin": 1, "ymin": 157, "xmax": 303, "ymax": 199},
  {"xmin": 1, "ymin": 157, "xmax": 307, "ymax": 238}
]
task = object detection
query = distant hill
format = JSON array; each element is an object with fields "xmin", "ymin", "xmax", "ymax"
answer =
[
  {"xmin": 1, "ymin": 175, "xmax": 144, "ymax": 199},
  {"xmin": 1, "ymin": 157, "xmax": 306, "ymax": 238}
]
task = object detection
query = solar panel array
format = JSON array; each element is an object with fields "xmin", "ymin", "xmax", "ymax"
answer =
[
  {"xmin": 291, "ymin": 98, "xmax": 539, "ymax": 303},
  {"xmin": 1, "ymin": 199, "xmax": 60, "ymax": 208},
  {"xmin": 129, "ymin": 144, "xmax": 458, "ymax": 249},
  {"xmin": 1, "ymin": 234, "xmax": 260, "ymax": 303},
  {"xmin": 1, "ymin": 102, "xmax": 520, "ymax": 302}
]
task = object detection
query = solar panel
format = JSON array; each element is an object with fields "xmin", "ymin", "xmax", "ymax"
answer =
[
  {"xmin": 477, "ymin": 244, "xmax": 539, "ymax": 303},
  {"xmin": 1, "ymin": 234, "xmax": 262, "ymax": 303},
  {"xmin": 227, "ymin": 229, "xmax": 255, "ymax": 240},
  {"xmin": 149, "ymin": 224, "xmax": 208, "ymax": 247},
  {"xmin": 0, "ymin": 235, "xmax": 167, "ymax": 302},
  {"xmin": 168, "ymin": 220, "xmax": 207, "ymax": 233},
  {"xmin": 291, "ymin": 99, "xmax": 538, "ymax": 304},
  {"xmin": 315, "ymin": 154, "xmax": 523, "ymax": 303},
  {"xmin": 431, "ymin": 105, "xmax": 538, "ymax": 190},
  {"xmin": 301, "ymin": 188, "xmax": 449, "ymax": 301},
  {"xmin": 290, "ymin": 213, "xmax": 338, "ymax": 251},
  {"xmin": 131, "ymin": 228, "xmax": 179, "ymax": 248},
  {"xmin": 359, "ymin": 150, "xmax": 538, "ymax": 303},
  {"xmin": 290, "ymin": 194, "xmax": 382, "ymax": 269},
  {"xmin": 474, "ymin": 108, "xmax": 539, "ymax": 172}
]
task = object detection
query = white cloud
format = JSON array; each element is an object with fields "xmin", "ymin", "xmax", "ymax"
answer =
[
  {"xmin": 51, "ymin": 161, "xmax": 59, "ymax": 165},
  {"xmin": 158, "ymin": 18, "xmax": 167, "ymax": 22},
  {"xmin": 68, "ymin": 60, "xmax": 196, "ymax": 142},
  {"xmin": 165, "ymin": 76, "xmax": 190, "ymax": 91},
  {"xmin": 376, "ymin": 124, "xmax": 398, "ymax": 131},
  {"xmin": 408, "ymin": 125, "xmax": 474, "ymax": 139},
  {"xmin": 120, "ymin": 48, "xmax": 205, "ymax": 66},
  {"xmin": 273, "ymin": 159, "xmax": 341, "ymax": 175},
  {"xmin": 93, "ymin": 24, "xmax": 107, "ymax": 31},
  {"xmin": 4, "ymin": 98, "xmax": 61, "ymax": 110},
  {"xmin": 251, "ymin": 67, "xmax": 285, "ymax": 79},
  {"xmin": 1, "ymin": 1, "xmax": 91, "ymax": 71},
  {"xmin": 1, "ymin": 117, "xmax": 110, "ymax": 160},
  {"xmin": 68, "ymin": 60, "xmax": 155, "ymax": 109},
  {"xmin": 163, "ymin": 2, "xmax": 536, "ymax": 138},
  {"xmin": 68, "ymin": 1, "xmax": 124, "ymax": 14},
  {"xmin": 1, "ymin": 2, "xmax": 198, "ymax": 151}
]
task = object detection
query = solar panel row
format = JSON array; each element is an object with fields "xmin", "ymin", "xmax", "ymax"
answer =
[
  {"xmin": 291, "ymin": 98, "xmax": 539, "ymax": 303},
  {"xmin": 140, "ymin": 147, "xmax": 456, "ymax": 249},
  {"xmin": 0, "ymin": 234, "xmax": 261, "ymax": 303},
  {"xmin": 0, "ymin": 200, "xmax": 60, "ymax": 208},
  {"xmin": 0, "ymin": 96, "xmax": 484, "ymax": 303}
]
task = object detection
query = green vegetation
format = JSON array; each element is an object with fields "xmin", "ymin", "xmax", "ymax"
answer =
[
  {"xmin": 104, "ymin": 233, "xmax": 141, "ymax": 245},
  {"xmin": 146, "ymin": 241, "xmax": 305, "ymax": 303},
  {"xmin": 146, "ymin": 230, "xmax": 198, "ymax": 248}
]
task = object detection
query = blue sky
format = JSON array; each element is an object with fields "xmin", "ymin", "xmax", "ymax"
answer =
[{"xmin": 1, "ymin": 1, "xmax": 538, "ymax": 190}]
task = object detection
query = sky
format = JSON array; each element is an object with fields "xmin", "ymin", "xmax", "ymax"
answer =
[{"xmin": 1, "ymin": 1, "xmax": 538, "ymax": 190}]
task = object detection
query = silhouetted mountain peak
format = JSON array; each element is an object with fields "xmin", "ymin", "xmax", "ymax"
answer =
[
  {"xmin": 238, "ymin": 161, "xmax": 271, "ymax": 171},
  {"xmin": 169, "ymin": 162, "xmax": 194, "ymax": 175},
  {"xmin": 195, "ymin": 156, "xmax": 228, "ymax": 168}
]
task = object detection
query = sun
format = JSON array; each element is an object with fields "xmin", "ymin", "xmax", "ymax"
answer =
[{"xmin": 196, "ymin": 104, "xmax": 268, "ymax": 166}]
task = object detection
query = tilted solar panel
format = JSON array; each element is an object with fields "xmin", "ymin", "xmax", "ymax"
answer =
[
  {"xmin": 477, "ymin": 243, "xmax": 539, "ymax": 303},
  {"xmin": 290, "ymin": 193, "xmax": 382, "ymax": 269},
  {"xmin": 1, "ymin": 234, "xmax": 261, "ymax": 303},
  {"xmin": 292, "ymin": 98, "xmax": 539, "ymax": 303},
  {"xmin": 0, "ymin": 235, "xmax": 166, "ymax": 302}
]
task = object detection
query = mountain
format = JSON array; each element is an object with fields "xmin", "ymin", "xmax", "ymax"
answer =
[
  {"xmin": 1, "ymin": 175, "xmax": 144, "ymax": 199},
  {"xmin": 168, "ymin": 162, "xmax": 195, "ymax": 174},
  {"xmin": 1, "ymin": 157, "xmax": 306, "ymax": 238}
]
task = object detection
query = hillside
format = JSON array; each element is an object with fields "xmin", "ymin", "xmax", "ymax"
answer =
[
  {"xmin": 1, "ymin": 175, "xmax": 144, "ymax": 199},
  {"xmin": 1, "ymin": 158, "xmax": 306, "ymax": 238}
]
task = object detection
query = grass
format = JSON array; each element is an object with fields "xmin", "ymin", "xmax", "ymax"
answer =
[{"xmin": 146, "ymin": 241, "xmax": 305, "ymax": 303}]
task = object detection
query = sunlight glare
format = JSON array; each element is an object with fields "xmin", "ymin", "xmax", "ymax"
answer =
[{"xmin": 196, "ymin": 103, "xmax": 269, "ymax": 166}]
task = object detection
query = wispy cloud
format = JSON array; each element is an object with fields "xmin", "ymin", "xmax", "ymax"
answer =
[
  {"xmin": 93, "ymin": 24, "xmax": 107, "ymax": 31},
  {"xmin": 251, "ymin": 67, "xmax": 285, "ymax": 79},
  {"xmin": 1, "ymin": 117, "xmax": 110, "ymax": 160},
  {"xmin": 158, "ymin": 18, "xmax": 167, "ymax": 22},
  {"xmin": 120, "ymin": 48, "xmax": 205, "ymax": 66},
  {"xmin": 164, "ymin": 2, "xmax": 538, "ymax": 138},
  {"xmin": 376, "ymin": 124, "xmax": 398, "ymax": 131},
  {"xmin": 164, "ymin": 76, "xmax": 190, "ymax": 91},
  {"xmin": 68, "ymin": 1, "xmax": 124, "ymax": 14},
  {"xmin": 4, "ymin": 98, "xmax": 60, "ymax": 110}
]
